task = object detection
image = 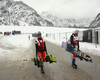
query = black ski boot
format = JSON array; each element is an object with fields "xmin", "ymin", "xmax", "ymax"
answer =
[
  {"xmin": 72, "ymin": 64, "xmax": 77, "ymax": 69},
  {"xmin": 41, "ymin": 67, "xmax": 45, "ymax": 74}
]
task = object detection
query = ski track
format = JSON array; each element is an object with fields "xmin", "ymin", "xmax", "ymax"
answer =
[{"xmin": 0, "ymin": 36, "xmax": 100, "ymax": 80}]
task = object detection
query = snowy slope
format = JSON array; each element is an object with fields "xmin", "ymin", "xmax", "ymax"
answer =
[
  {"xmin": 41, "ymin": 12, "xmax": 94, "ymax": 27},
  {"xmin": 0, "ymin": 0, "xmax": 94, "ymax": 28},
  {"xmin": 0, "ymin": 0, "xmax": 54, "ymax": 26},
  {"xmin": 89, "ymin": 13, "xmax": 100, "ymax": 27},
  {"xmin": 41, "ymin": 12, "xmax": 65, "ymax": 27}
]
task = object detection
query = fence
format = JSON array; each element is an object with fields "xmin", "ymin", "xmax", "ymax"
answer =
[{"xmin": 46, "ymin": 32, "xmax": 72, "ymax": 42}]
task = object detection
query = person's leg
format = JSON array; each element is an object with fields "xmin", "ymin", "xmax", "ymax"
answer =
[
  {"xmin": 72, "ymin": 53, "xmax": 77, "ymax": 69},
  {"xmin": 42, "ymin": 52, "xmax": 46, "ymax": 62},
  {"xmin": 38, "ymin": 52, "xmax": 43, "ymax": 61},
  {"xmin": 38, "ymin": 52, "xmax": 45, "ymax": 73},
  {"xmin": 72, "ymin": 53, "xmax": 76, "ymax": 64},
  {"xmin": 41, "ymin": 52, "xmax": 46, "ymax": 73}
]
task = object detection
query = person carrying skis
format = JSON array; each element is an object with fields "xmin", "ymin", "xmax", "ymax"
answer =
[
  {"xmin": 35, "ymin": 31, "xmax": 48, "ymax": 73},
  {"xmin": 70, "ymin": 30, "xmax": 80, "ymax": 69}
]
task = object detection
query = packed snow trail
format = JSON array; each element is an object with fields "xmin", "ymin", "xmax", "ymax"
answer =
[{"xmin": 0, "ymin": 36, "xmax": 100, "ymax": 80}]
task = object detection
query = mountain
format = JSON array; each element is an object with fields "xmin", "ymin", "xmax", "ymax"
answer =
[
  {"xmin": 89, "ymin": 13, "xmax": 100, "ymax": 28},
  {"xmin": 0, "ymin": 0, "xmax": 54, "ymax": 26},
  {"xmin": 0, "ymin": 0, "xmax": 94, "ymax": 27},
  {"xmin": 41, "ymin": 12, "xmax": 94, "ymax": 28}
]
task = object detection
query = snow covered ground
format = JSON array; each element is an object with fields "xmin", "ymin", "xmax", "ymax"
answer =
[
  {"xmin": 0, "ymin": 26, "xmax": 100, "ymax": 57},
  {"xmin": 0, "ymin": 34, "xmax": 33, "ymax": 47},
  {"xmin": 1, "ymin": 34, "xmax": 100, "ymax": 80},
  {"xmin": 0, "ymin": 26, "xmax": 100, "ymax": 80},
  {"xmin": 80, "ymin": 42, "xmax": 100, "ymax": 56},
  {"xmin": 0, "ymin": 33, "xmax": 34, "ymax": 58}
]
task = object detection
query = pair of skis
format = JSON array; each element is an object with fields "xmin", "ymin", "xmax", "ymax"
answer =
[
  {"xmin": 72, "ymin": 50, "xmax": 93, "ymax": 69},
  {"xmin": 76, "ymin": 50, "xmax": 93, "ymax": 63},
  {"xmin": 31, "ymin": 54, "xmax": 57, "ymax": 74},
  {"xmin": 65, "ymin": 42, "xmax": 93, "ymax": 63},
  {"xmin": 31, "ymin": 58, "xmax": 45, "ymax": 74}
]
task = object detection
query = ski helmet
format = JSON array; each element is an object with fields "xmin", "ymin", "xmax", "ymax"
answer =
[
  {"xmin": 37, "ymin": 31, "xmax": 41, "ymax": 35},
  {"xmin": 75, "ymin": 30, "xmax": 79, "ymax": 33}
]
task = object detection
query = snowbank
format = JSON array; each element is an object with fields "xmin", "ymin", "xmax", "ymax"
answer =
[
  {"xmin": 0, "ymin": 34, "xmax": 34, "ymax": 57},
  {"xmin": 80, "ymin": 42, "xmax": 100, "ymax": 56},
  {"xmin": 0, "ymin": 34, "xmax": 33, "ymax": 48}
]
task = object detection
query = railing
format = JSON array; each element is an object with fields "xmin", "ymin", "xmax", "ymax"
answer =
[{"xmin": 46, "ymin": 32, "xmax": 72, "ymax": 42}]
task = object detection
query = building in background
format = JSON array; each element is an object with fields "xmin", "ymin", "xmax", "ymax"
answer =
[
  {"xmin": 92, "ymin": 27, "xmax": 100, "ymax": 44},
  {"xmin": 83, "ymin": 30, "xmax": 92, "ymax": 43},
  {"xmin": 83, "ymin": 27, "xmax": 100, "ymax": 45}
]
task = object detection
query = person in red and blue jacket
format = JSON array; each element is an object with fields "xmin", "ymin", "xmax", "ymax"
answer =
[
  {"xmin": 35, "ymin": 31, "xmax": 48, "ymax": 73},
  {"xmin": 70, "ymin": 30, "xmax": 80, "ymax": 69}
]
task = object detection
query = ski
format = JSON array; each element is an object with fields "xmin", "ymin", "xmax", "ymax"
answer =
[{"xmin": 77, "ymin": 50, "xmax": 93, "ymax": 63}]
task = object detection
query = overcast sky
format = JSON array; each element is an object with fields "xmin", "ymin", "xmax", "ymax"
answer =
[{"xmin": 15, "ymin": 0, "xmax": 100, "ymax": 19}]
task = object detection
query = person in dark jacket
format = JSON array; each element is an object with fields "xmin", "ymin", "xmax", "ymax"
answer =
[
  {"xmin": 70, "ymin": 30, "xmax": 80, "ymax": 69},
  {"xmin": 28, "ymin": 35, "xmax": 30, "ymax": 40},
  {"xmin": 35, "ymin": 31, "xmax": 48, "ymax": 73}
]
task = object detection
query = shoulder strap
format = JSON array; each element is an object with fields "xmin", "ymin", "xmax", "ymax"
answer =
[
  {"xmin": 37, "ymin": 39, "xmax": 41, "ymax": 43},
  {"xmin": 41, "ymin": 38, "xmax": 44, "ymax": 47}
]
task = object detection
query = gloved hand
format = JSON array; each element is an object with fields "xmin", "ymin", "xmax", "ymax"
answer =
[
  {"xmin": 79, "ymin": 56, "xmax": 83, "ymax": 61},
  {"xmin": 78, "ymin": 48, "xmax": 80, "ymax": 51},
  {"xmin": 46, "ymin": 51, "xmax": 48, "ymax": 56},
  {"xmin": 70, "ymin": 44, "xmax": 74, "ymax": 48},
  {"xmin": 46, "ymin": 53, "xmax": 49, "ymax": 56}
]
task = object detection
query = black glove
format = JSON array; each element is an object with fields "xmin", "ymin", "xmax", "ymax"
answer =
[
  {"xmin": 78, "ymin": 48, "xmax": 80, "ymax": 51},
  {"xmin": 46, "ymin": 51, "xmax": 48, "ymax": 56},
  {"xmin": 79, "ymin": 56, "xmax": 83, "ymax": 61},
  {"xmin": 46, "ymin": 53, "xmax": 49, "ymax": 56}
]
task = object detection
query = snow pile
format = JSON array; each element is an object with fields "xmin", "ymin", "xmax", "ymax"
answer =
[
  {"xmin": 0, "ymin": 34, "xmax": 33, "ymax": 48},
  {"xmin": 80, "ymin": 42, "xmax": 100, "ymax": 56}
]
